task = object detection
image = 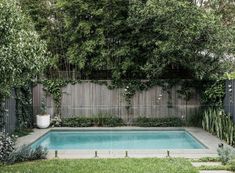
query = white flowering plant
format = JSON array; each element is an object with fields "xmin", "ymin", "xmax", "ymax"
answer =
[{"xmin": 0, "ymin": 133, "xmax": 16, "ymax": 163}]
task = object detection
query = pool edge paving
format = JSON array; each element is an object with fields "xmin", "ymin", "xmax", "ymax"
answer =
[{"xmin": 16, "ymin": 127, "xmax": 234, "ymax": 159}]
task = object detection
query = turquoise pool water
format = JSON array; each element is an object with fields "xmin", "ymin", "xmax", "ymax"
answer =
[{"xmin": 31, "ymin": 130, "xmax": 205, "ymax": 150}]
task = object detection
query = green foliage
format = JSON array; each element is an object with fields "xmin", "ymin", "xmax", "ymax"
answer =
[
  {"xmin": 0, "ymin": 103, "xmax": 6, "ymax": 130},
  {"xmin": 202, "ymin": 108, "xmax": 235, "ymax": 146},
  {"xmin": 42, "ymin": 79, "xmax": 67, "ymax": 116},
  {"xmin": 229, "ymin": 159, "xmax": 235, "ymax": 171},
  {"xmin": 15, "ymin": 86, "xmax": 33, "ymax": 129},
  {"xmin": 40, "ymin": 79, "xmax": 193, "ymax": 115},
  {"xmin": 130, "ymin": 0, "xmax": 230, "ymax": 81},
  {"xmin": 199, "ymin": 0, "xmax": 235, "ymax": 27},
  {"xmin": 21, "ymin": 0, "xmax": 234, "ymax": 81},
  {"xmin": 6, "ymin": 145, "xmax": 48, "ymax": 164},
  {"xmin": 62, "ymin": 114, "xmax": 124, "ymax": 127},
  {"xmin": 217, "ymin": 147, "xmax": 234, "ymax": 165},
  {"xmin": 197, "ymin": 164, "xmax": 230, "ymax": 171},
  {"xmin": 50, "ymin": 116, "xmax": 62, "ymax": 127},
  {"xmin": 226, "ymin": 72, "xmax": 235, "ymax": 80},
  {"xmin": 0, "ymin": 134, "xmax": 16, "ymax": 163},
  {"xmin": 0, "ymin": 0, "xmax": 47, "ymax": 100},
  {"xmin": 40, "ymin": 96, "xmax": 47, "ymax": 115},
  {"xmin": 133, "ymin": 117, "xmax": 183, "ymax": 127},
  {"xmin": 19, "ymin": 0, "xmax": 233, "ymax": 114},
  {"xmin": 0, "ymin": 158, "xmax": 198, "ymax": 173},
  {"xmin": 193, "ymin": 157, "xmax": 221, "ymax": 162},
  {"xmin": 19, "ymin": 0, "xmax": 66, "ymax": 72},
  {"xmin": 13, "ymin": 129, "xmax": 33, "ymax": 137},
  {"xmin": 201, "ymin": 80, "xmax": 225, "ymax": 107}
]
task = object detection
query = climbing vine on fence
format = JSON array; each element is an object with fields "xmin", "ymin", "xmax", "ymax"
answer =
[
  {"xmin": 200, "ymin": 80, "xmax": 226, "ymax": 108},
  {"xmin": 41, "ymin": 80, "xmax": 68, "ymax": 117},
  {"xmin": 15, "ymin": 85, "xmax": 33, "ymax": 129},
  {"xmin": 39, "ymin": 79, "xmax": 197, "ymax": 117}
]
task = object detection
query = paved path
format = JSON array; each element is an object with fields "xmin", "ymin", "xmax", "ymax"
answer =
[
  {"xmin": 192, "ymin": 162, "xmax": 221, "ymax": 167},
  {"xmin": 200, "ymin": 171, "xmax": 232, "ymax": 173},
  {"xmin": 192, "ymin": 162, "xmax": 232, "ymax": 173}
]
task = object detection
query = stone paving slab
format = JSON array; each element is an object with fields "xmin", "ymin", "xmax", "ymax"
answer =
[
  {"xmin": 200, "ymin": 171, "xmax": 232, "ymax": 173},
  {"xmin": 192, "ymin": 162, "xmax": 222, "ymax": 167}
]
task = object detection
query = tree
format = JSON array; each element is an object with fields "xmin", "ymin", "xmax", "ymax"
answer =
[
  {"xmin": 128, "ymin": 0, "xmax": 234, "ymax": 80},
  {"xmin": 19, "ymin": 0, "xmax": 68, "ymax": 74},
  {"xmin": 57, "ymin": 0, "xmax": 234, "ymax": 80},
  {"xmin": 0, "ymin": 0, "xmax": 47, "ymax": 100},
  {"xmin": 18, "ymin": 0, "xmax": 234, "ymax": 80},
  {"xmin": 191, "ymin": 0, "xmax": 235, "ymax": 26}
]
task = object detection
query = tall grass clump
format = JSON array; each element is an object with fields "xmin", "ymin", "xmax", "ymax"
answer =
[{"xmin": 202, "ymin": 108, "xmax": 235, "ymax": 146}]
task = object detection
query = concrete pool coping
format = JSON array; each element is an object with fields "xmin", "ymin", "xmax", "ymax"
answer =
[{"xmin": 16, "ymin": 127, "xmax": 234, "ymax": 159}]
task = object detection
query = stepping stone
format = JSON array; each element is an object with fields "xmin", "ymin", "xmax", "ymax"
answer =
[
  {"xmin": 192, "ymin": 162, "xmax": 222, "ymax": 167},
  {"xmin": 200, "ymin": 171, "xmax": 232, "ymax": 173}
]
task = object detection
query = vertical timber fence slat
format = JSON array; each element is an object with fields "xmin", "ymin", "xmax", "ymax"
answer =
[
  {"xmin": 33, "ymin": 81, "xmax": 201, "ymax": 123},
  {"xmin": 1, "ymin": 90, "xmax": 16, "ymax": 134}
]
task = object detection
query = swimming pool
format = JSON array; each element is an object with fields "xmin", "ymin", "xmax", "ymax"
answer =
[{"xmin": 30, "ymin": 130, "xmax": 206, "ymax": 150}]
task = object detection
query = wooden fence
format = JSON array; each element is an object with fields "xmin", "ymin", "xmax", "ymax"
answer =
[
  {"xmin": 1, "ymin": 90, "xmax": 16, "ymax": 134},
  {"xmin": 224, "ymin": 80, "xmax": 235, "ymax": 122},
  {"xmin": 33, "ymin": 81, "xmax": 201, "ymax": 122}
]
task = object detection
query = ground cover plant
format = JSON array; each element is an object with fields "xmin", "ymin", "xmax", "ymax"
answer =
[
  {"xmin": 0, "ymin": 133, "xmax": 48, "ymax": 165},
  {"xmin": 133, "ymin": 117, "xmax": 183, "ymax": 127},
  {"xmin": 62, "ymin": 116, "xmax": 124, "ymax": 127},
  {"xmin": 0, "ymin": 158, "xmax": 198, "ymax": 173},
  {"xmin": 13, "ymin": 129, "xmax": 33, "ymax": 137},
  {"xmin": 59, "ymin": 116, "xmax": 184, "ymax": 127},
  {"xmin": 0, "ymin": 134, "xmax": 16, "ymax": 163},
  {"xmin": 5, "ymin": 145, "xmax": 48, "ymax": 164}
]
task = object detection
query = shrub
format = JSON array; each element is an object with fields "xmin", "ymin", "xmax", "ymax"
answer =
[
  {"xmin": 197, "ymin": 157, "xmax": 221, "ymax": 162},
  {"xmin": 62, "ymin": 117, "xmax": 93, "ymax": 127},
  {"xmin": 217, "ymin": 147, "xmax": 234, "ymax": 165},
  {"xmin": 51, "ymin": 116, "xmax": 62, "ymax": 127},
  {"xmin": 6, "ymin": 145, "xmax": 48, "ymax": 164},
  {"xmin": 0, "ymin": 133, "xmax": 16, "ymax": 163},
  {"xmin": 13, "ymin": 129, "xmax": 33, "ymax": 137},
  {"xmin": 133, "ymin": 117, "xmax": 183, "ymax": 127},
  {"xmin": 229, "ymin": 159, "xmax": 235, "ymax": 171},
  {"xmin": 62, "ymin": 115, "xmax": 124, "ymax": 127}
]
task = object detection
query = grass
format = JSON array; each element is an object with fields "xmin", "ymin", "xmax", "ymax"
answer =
[{"xmin": 0, "ymin": 158, "xmax": 198, "ymax": 173}]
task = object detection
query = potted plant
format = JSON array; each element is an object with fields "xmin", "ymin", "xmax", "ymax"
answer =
[{"xmin": 36, "ymin": 96, "xmax": 50, "ymax": 129}]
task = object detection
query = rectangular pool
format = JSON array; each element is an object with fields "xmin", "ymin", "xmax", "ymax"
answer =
[{"xmin": 31, "ymin": 130, "xmax": 206, "ymax": 150}]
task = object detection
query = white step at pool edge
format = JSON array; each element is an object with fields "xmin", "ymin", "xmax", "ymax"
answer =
[{"xmin": 192, "ymin": 162, "xmax": 221, "ymax": 167}]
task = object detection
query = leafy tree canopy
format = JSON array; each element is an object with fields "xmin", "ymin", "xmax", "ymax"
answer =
[
  {"xmin": 20, "ymin": 0, "xmax": 235, "ymax": 80},
  {"xmin": 0, "ymin": 0, "xmax": 48, "ymax": 99},
  {"xmin": 192, "ymin": 0, "xmax": 235, "ymax": 26}
]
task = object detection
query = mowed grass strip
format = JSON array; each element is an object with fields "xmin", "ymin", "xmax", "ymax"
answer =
[{"xmin": 0, "ymin": 158, "xmax": 198, "ymax": 173}]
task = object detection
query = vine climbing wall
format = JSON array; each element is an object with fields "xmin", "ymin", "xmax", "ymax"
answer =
[{"xmin": 33, "ymin": 81, "xmax": 201, "ymax": 122}]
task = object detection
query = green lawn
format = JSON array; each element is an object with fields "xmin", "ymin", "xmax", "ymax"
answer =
[{"xmin": 0, "ymin": 158, "xmax": 198, "ymax": 173}]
